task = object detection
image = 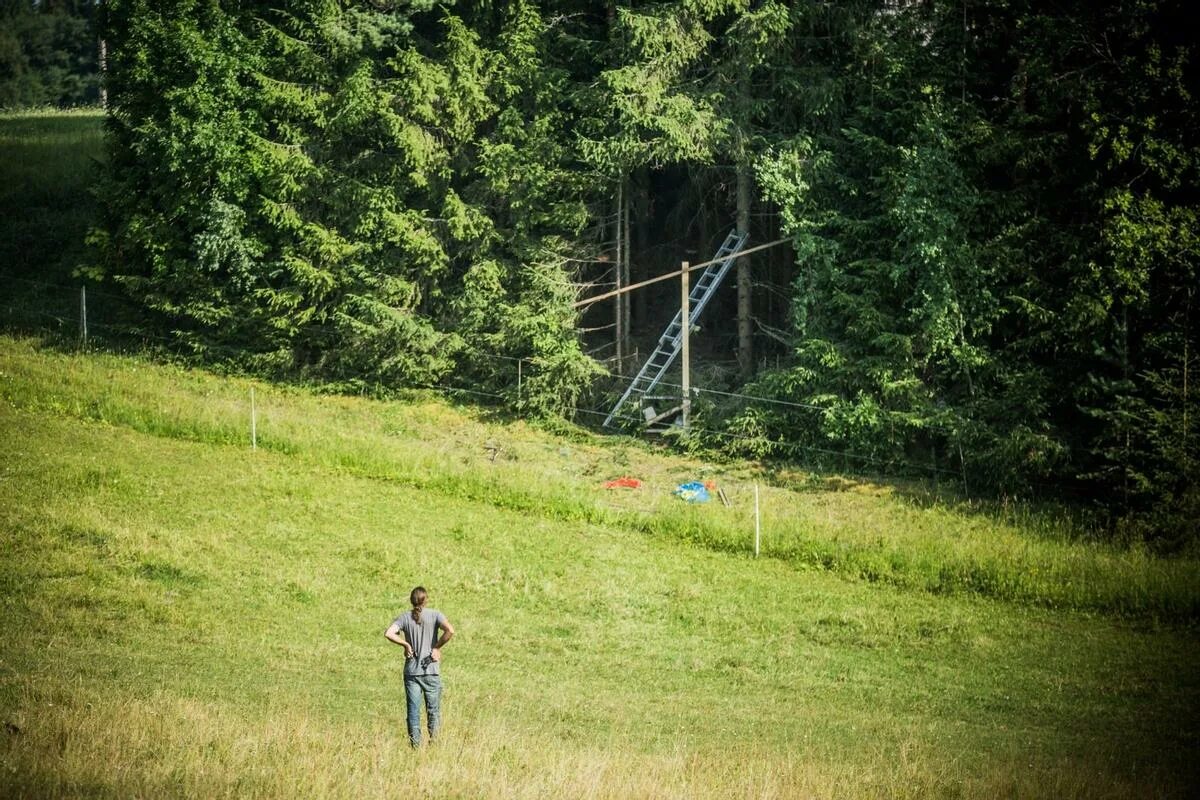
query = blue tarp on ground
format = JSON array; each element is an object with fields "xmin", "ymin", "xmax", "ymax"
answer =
[{"xmin": 674, "ymin": 481, "xmax": 710, "ymax": 503}]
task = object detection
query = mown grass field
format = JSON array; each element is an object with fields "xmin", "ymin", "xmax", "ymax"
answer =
[{"xmin": 1, "ymin": 336, "xmax": 1198, "ymax": 799}]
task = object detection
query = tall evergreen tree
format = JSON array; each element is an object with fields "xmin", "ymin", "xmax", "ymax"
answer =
[
  {"xmin": 94, "ymin": 0, "xmax": 598, "ymax": 412},
  {"xmin": 740, "ymin": 0, "xmax": 1197, "ymax": 538}
]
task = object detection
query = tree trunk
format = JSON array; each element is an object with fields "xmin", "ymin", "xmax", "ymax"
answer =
[
  {"xmin": 622, "ymin": 175, "xmax": 632, "ymax": 365},
  {"xmin": 614, "ymin": 180, "xmax": 624, "ymax": 370},
  {"xmin": 633, "ymin": 170, "xmax": 648, "ymax": 329},
  {"xmin": 98, "ymin": 39, "xmax": 107, "ymax": 109},
  {"xmin": 736, "ymin": 162, "xmax": 753, "ymax": 379},
  {"xmin": 97, "ymin": 0, "xmax": 107, "ymax": 109},
  {"xmin": 1184, "ymin": 288, "xmax": 1192, "ymax": 441}
]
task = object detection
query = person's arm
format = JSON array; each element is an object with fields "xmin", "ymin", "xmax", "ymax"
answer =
[
  {"xmin": 384, "ymin": 622, "xmax": 414, "ymax": 658},
  {"xmin": 431, "ymin": 617, "xmax": 455, "ymax": 662}
]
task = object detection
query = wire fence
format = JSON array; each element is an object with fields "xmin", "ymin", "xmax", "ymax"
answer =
[{"xmin": 2, "ymin": 274, "xmax": 970, "ymax": 487}]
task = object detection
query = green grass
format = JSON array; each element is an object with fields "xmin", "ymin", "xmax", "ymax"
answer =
[
  {"xmin": 2, "ymin": 335, "xmax": 1198, "ymax": 798},
  {"xmin": 2, "ymin": 336, "xmax": 1196, "ymax": 621}
]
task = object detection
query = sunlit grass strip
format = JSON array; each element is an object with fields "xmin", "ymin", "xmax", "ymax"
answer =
[{"xmin": 0, "ymin": 688, "xmax": 1171, "ymax": 800}]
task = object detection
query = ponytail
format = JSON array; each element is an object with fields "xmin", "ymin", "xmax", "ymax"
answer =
[{"xmin": 410, "ymin": 586, "xmax": 427, "ymax": 624}]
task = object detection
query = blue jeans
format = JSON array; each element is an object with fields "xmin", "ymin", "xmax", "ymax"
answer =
[{"xmin": 404, "ymin": 675, "xmax": 442, "ymax": 747}]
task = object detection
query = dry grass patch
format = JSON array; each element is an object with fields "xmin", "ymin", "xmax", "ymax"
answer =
[{"xmin": 0, "ymin": 689, "xmax": 1178, "ymax": 800}]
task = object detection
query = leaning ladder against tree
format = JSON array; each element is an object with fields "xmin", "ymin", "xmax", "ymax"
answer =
[{"xmin": 602, "ymin": 230, "xmax": 749, "ymax": 427}]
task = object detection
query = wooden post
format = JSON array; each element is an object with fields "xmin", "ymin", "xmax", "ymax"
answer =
[
  {"xmin": 754, "ymin": 482, "xmax": 761, "ymax": 557},
  {"xmin": 250, "ymin": 387, "xmax": 257, "ymax": 450},
  {"xmin": 517, "ymin": 359, "xmax": 523, "ymax": 405},
  {"xmin": 680, "ymin": 261, "xmax": 690, "ymax": 430}
]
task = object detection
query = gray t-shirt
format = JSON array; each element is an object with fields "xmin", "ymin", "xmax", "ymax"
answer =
[{"xmin": 393, "ymin": 608, "xmax": 448, "ymax": 677}]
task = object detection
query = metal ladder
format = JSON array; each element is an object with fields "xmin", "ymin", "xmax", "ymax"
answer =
[{"xmin": 603, "ymin": 230, "xmax": 749, "ymax": 427}]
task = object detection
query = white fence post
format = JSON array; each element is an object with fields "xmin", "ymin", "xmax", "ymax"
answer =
[
  {"xmin": 754, "ymin": 482, "xmax": 761, "ymax": 557},
  {"xmin": 79, "ymin": 286, "xmax": 88, "ymax": 348}
]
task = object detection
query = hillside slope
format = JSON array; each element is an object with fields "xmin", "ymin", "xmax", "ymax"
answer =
[{"xmin": 1, "ymin": 336, "xmax": 1198, "ymax": 798}]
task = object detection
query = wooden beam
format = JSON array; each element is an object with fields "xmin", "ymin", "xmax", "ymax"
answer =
[
  {"xmin": 572, "ymin": 238, "xmax": 790, "ymax": 310},
  {"xmin": 643, "ymin": 404, "xmax": 683, "ymax": 427},
  {"xmin": 681, "ymin": 261, "xmax": 690, "ymax": 430}
]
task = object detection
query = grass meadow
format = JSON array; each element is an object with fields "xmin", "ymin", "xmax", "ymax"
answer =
[
  {"xmin": 1, "ymin": 336, "xmax": 1198, "ymax": 798},
  {"xmin": 1, "ymin": 110, "xmax": 1198, "ymax": 798}
]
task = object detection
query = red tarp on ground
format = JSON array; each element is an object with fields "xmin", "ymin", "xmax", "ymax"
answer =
[{"xmin": 603, "ymin": 477, "xmax": 643, "ymax": 489}]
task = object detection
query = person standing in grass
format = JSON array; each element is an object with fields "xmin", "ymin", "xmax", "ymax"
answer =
[{"xmin": 385, "ymin": 586, "xmax": 455, "ymax": 747}]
